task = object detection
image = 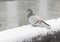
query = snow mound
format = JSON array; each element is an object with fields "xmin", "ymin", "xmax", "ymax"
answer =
[
  {"xmin": 0, "ymin": 24, "xmax": 49, "ymax": 42},
  {"xmin": 0, "ymin": 18, "xmax": 60, "ymax": 42},
  {"xmin": 46, "ymin": 18, "xmax": 60, "ymax": 32}
]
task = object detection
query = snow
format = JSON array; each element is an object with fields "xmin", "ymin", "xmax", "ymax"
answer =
[
  {"xmin": 0, "ymin": 24, "xmax": 49, "ymax": 42},
  {"xmin": 0, "ymin": 18, "xmax": 60, "ymax": 42},
  {"xmin": 46, "ymin": 18, "xmax": 60, "ymax": 32}
]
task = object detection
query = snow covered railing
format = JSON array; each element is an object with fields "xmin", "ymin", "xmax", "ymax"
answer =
[{"xmin": 0, "ymin": 18, "xmax": 60, "ymax": 42}]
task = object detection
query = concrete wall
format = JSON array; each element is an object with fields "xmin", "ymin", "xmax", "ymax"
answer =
[
  {"xmin": 48, "ymin": 0, "xmax": 60, "ymax": 19},
  {"xmin": 0, "ymin": 0, "xmax": 60, "ymax": 30},
  {"xmin": 0, "ymin": 1, "xmax": 6, "ymax": 30},
  {"xmin": 6, "ymin": 1, "xmax": 19, "ymax": 29}
]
